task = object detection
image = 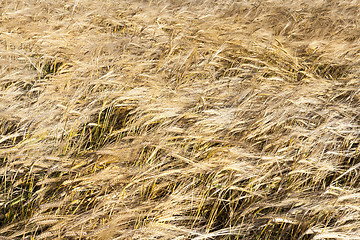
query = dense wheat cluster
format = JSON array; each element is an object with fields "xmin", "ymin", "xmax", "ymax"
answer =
[{"xmin": 1, "ymin": 0, "xmax": 360, "ymax": 239}]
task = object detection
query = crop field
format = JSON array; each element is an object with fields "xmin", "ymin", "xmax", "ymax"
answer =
[{"xmin": 1, "ymin": 0, "xmax": 360, "ymax": 239}]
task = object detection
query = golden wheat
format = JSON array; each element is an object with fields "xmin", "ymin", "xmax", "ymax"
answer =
[{"xmin": 1, "ymin": 0, "xmax": 360, "ymax": 239}]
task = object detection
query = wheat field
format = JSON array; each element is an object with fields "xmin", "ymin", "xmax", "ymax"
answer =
[{"xmin": 1, "ymin": 0, "xmax": 360, "ymax": 239}]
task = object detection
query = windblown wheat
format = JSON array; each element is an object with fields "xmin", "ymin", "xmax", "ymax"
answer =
[{"xmin": 1, "ymin": 0, "xmax": 360, "ymax": 239}]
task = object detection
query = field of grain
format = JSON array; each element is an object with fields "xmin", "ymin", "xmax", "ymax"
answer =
[{"xmin": 1, "ymin": 0, "xmax": 360, "ymax": 239}]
